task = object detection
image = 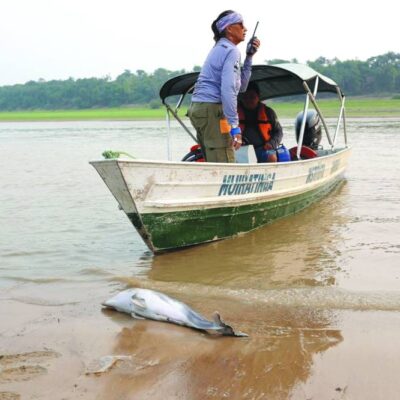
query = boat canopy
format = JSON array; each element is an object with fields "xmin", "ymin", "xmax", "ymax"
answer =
[{"xmin": 159, "ymin": 63, "xmax": 342, "ymax": 103}]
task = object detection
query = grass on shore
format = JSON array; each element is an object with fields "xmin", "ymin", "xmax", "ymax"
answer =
[
  {"xmin": 0, "ymin": 98, "xmax": 399, "ymax": 121},
  {"xmin": 271, "ymin": 98, "xmax": 400, "ymax": 118},
  {"xmin": 0, "ymin": 108, "xmax": 163, "ymax": 121}
]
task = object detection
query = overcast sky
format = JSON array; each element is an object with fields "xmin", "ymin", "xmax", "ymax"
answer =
[{"xmin": 1, "ymin": 0, "xmax": 398, "ymax": 86}]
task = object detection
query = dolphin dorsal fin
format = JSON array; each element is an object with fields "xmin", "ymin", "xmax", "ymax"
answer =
[
  {"xmin": 213, "ymin": 311, "xmax": 223, "ymax": 326},
  {"xmin": 131, "ymin": 294, "xmax": 146, "ymax": 310}
]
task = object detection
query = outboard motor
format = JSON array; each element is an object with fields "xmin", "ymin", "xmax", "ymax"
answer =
[{"xmin": 295, "ymin": 110, "xmax": 322, "ymax": 150}]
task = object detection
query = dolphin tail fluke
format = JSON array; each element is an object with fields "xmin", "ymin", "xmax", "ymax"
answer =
[{"xmin": 212, "ymin": 312, "xmax": 248, "ymax": 337}]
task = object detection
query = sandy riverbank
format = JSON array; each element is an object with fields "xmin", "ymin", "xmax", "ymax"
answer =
[
  {"xmin": 1, "ymin": 117, "xmax": 400, "ymax": 399},
  {"xmin": 1, "ymin": 286, "xmax": 400, "ymax": 400}
]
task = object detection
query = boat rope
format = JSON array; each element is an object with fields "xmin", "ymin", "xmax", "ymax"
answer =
[{"xmin": 102, "ymin": 150, "xmax": 136, "ymax": 159}]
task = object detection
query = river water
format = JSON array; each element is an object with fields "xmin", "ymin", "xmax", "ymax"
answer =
[{"xmin": 1, "ymin": 118, "xmax": 400, "ymax": 399}]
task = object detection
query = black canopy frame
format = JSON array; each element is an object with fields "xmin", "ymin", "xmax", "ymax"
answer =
[
  {"xmin": 160, "ymin": 64, "xmax": 343, "ymax": 103},
  {"xmin": 159, "ymin": 63, "xmax": 347, "ymax": 158}
]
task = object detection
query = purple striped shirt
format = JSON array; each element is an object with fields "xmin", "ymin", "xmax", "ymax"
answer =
[{"xmin": 192, "ymin": 38, "xmax": 252, "ymax": 127}]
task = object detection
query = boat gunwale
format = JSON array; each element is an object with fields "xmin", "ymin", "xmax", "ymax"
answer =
[{"xmin": 89, "ymin": 146, "xmax": 351, "ymax": 169}]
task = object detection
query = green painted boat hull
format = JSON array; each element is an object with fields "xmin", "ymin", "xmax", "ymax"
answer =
[{"xmin": 127, "ymin": 174, "xmax": 344, "ymax": 253}]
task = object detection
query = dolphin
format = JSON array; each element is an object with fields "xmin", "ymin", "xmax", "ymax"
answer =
[{"xmin": 102, "ymin": 288, "xmax": 248, "ymax": 337}]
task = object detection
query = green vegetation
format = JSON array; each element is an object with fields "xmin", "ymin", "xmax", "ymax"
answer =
[
  {"xmin": 0, "ymin": 98, "xmax": 398, "ymax": 121},
  {"xmin": 0, "ymin": 69, "xmax": 180, "ymax": 111},
  {"xmin": 270, "ymin": 98, "xmax": 400, "ymax": 118},
  {"xmin": 306, "ymin": 53, "xmax": 400, "ymax": 95},
  {"xmin": 0, "ymin": 52, "xmax": 399, "ymax": 121},
  {"xmin": 0, "ymin": 53, "xmax": 399, "ymax": 113},
  {"xmin": 0, "ymin": 107, "xmax": 165, "ymax": 121}
]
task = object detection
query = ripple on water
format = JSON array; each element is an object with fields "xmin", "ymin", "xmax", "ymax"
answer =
[{"xmin": 106, "ymin": 278, "xmax": 400, "ymax": 312}]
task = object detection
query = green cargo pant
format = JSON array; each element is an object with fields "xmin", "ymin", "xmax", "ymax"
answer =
[{"xmin": 188, "ymin": 102, "xmax": 235, "ymax": 163}]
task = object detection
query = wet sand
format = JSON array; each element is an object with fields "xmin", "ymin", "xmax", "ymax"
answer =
[
  {"xmin": 1, "ymin": 119, "xmax": 400, "ymax": 399},
  {"xmin": 1, "ymin": 287, "xmax": 400, "ymax": 400}
]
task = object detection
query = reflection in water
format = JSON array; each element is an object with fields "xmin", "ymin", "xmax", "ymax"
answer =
[
  {"xmin": 98, "ymin": 302, "xmax": 342, "ymax": 400},
  {"xmin": 148, "ymin": 182, "xmax": 349, "ymax": 291},
  {"xmin": 97, "ymin": 182, "xmax": 350, "ymax": 398},
  {"xmin": 2, "ymin": 119, "xmax": 400, "ymax": 398},
  {"xmin": 96, "ymin": 181, "xmax": 351, "ymax": 398}
]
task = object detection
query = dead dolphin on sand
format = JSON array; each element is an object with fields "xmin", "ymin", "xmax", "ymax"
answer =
[{"xmin": 102, "ymin": 288, "xmax": 248, "ymax": 337}]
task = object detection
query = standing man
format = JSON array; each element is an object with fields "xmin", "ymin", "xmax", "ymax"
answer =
[{"xmin": 188, "ymin": 10, "xmax": 260, "ymax": 163}]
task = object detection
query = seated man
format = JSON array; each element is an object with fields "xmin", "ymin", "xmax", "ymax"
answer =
[{"xmin": 237, "ymin": 82, "xmax": 283, "ymax": 163}]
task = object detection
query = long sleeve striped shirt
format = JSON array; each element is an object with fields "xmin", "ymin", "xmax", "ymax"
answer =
[{"xmin": 192, "ymin": 38, "xmax": 252, "ymax": 127}]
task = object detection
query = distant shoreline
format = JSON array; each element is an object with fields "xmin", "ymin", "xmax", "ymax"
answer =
[{"xmin": 0, "ymin": 98, "xmax": 399, "ymax": 121}]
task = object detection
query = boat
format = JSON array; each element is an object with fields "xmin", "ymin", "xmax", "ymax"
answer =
[{"xmin": 90, "ymin": 63, "xmax": 350, "ymax": 253}]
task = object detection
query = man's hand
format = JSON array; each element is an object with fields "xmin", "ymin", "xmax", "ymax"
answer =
[
  {"xmin": 230, "ymin": 126, "xmax": 242, "ymax": 150},
  {"xmin": 246, "ymin": 37, "xmax": 260, "ymax": 56},
  {"xmin": 264, "ymin": 142, "xmax": 274, "ymax": 150},
  {"xmin": 232, "ymin": 134, "xmax": 242, "ymax": 150}
]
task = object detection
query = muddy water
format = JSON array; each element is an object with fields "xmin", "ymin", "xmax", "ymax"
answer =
[{"xmin": 0, "ymin": 118, "xmax": 400, "ymax": 399}]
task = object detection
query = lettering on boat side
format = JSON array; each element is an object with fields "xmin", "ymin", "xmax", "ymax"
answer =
[
  {"xmin": 218, "ymin": 173, "xmax": 276, "ymax": 196},
  {"xmin": 306, "ymin": 164, "xmax": 325, "ymax": 183}
]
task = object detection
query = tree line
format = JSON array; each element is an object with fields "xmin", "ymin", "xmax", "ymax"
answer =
[{"xmin": 0, "ymin": 52, "xmax": 398, "ymax": 111}]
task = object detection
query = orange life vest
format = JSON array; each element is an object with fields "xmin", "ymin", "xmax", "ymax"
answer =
[{"xmin": 238, "ymin": 103, "xmax": 272, "ymax": 142}]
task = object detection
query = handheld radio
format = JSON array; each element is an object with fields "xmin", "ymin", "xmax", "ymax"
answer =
[{"xmin": 246, "ymin": 21, "xmax": 259, "ymax": 55}]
